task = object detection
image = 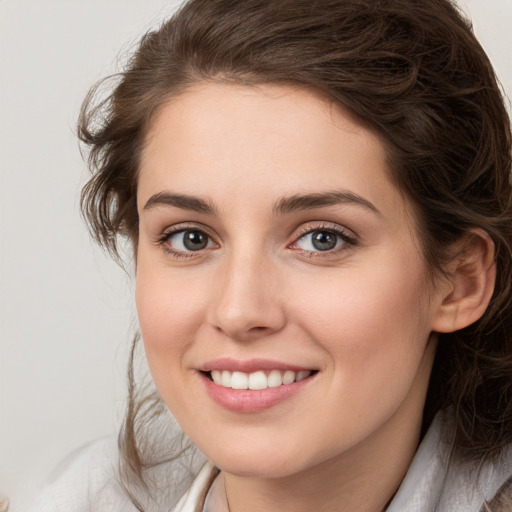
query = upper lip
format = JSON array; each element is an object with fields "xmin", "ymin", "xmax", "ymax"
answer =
[{"xmin": 198, "ymin": 358, "xmax": 316, "ymax": 373}]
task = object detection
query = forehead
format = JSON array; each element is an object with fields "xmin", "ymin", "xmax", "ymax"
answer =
[{"xmin": 138, "ymin": 82, "xmax": 406, "ymax": 218}]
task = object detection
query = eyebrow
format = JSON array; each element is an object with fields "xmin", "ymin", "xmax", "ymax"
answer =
[
  {"xmin": 273, "ymin": 191, "xmax": 381, "ymax": 216},
  {"xmin": 143, "ymin": 189, "xmax": 380, "ymax": 217},
  {"xmin": 143, "ymin": 192, "xmax": 217, "ymax": 214}
]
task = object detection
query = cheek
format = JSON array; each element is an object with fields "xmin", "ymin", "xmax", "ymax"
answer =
[
  {"xmin": 135, "ymin": 267, "xmax": 211, "ymax": 426},
  {"xmin": 135, "ymin": 261, "xmax": 207, "ymax": 379},
  {"xmin": 289, "ymin": 250, "xmax": 432, "ymax": 392},
  {"xmin": 301, "ymin": 245, "xmax": 429, "ymax": 331}
]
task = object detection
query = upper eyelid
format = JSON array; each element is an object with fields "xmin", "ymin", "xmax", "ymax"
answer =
[
  {"xmin": 160, "ymin": 222, "xmax": 216, "ymax": 237},
  {"xmin": 291, "ymin": 221, "xmax": 357, "ymax": 239}
]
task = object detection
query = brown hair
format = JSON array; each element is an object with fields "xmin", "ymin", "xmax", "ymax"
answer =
[{"xmin": 79, "ymin": 0, "xmax": 512, "ymax": 506}]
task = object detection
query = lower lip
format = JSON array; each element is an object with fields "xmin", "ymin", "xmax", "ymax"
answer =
[{"xmin": 200, "ymin": 372, "xmax": 315, "ymax": 413}]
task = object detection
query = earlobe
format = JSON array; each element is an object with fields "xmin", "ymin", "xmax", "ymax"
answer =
[{"xmin": 432, "ymin": 230, "xmax": 496, "ymax": 333}]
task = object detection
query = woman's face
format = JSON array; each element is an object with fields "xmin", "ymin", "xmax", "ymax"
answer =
[{"xmin": 136, "ymin": 83, "xmax": 443, "ymax": 478}]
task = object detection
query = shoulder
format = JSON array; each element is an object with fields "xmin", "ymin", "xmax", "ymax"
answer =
[
  {"xmin": 484, "ymin": 474, "xmax": 512, "ymax": 511},
  {"xmin": 470, "ymin": 446, "xmax": 512, "ymax": 512},
  {"xmin": 27, "ymin": 436, "xmax": 206, "ymax": 512},
  {"xmin": 439, "ymin": 422, "xmax": 512, "ymax": 511},
  {"xmin": 26, "ymin": 437, "xmax": 137, "ymax": 512},
  {"xmin": 388, "ymin": 410, "xmax": 512, "ymax": 512}
]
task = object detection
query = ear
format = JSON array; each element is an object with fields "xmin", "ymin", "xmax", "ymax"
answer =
[{"xmin": 432, "ymin": 229, "xmax": 496, "ymax": 333}]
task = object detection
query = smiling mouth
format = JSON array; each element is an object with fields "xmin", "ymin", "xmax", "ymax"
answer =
[{"xmin": 205, "ymin": 369, "xmax": 316, "ymax": 390}]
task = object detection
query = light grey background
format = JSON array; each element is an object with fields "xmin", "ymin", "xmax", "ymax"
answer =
[{"xmin": 0, "ymin": 1, "xmax": 510, "ymax": 510}]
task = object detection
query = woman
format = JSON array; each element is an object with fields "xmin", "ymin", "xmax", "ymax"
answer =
[{"xmin": 30, "ymin": 0, "xmax": 512, "ymax": 510}]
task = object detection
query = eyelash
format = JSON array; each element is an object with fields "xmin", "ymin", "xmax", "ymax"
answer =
[
  {"xmin": 156, "ymin": 224, "xmax": 217, "ymax": 259},
  {"xmin": 155, "ymin": 222, "xmax": 358, "ymax": 259},
  {"xmin": 289, "ymin": 223, "xmax": 358, "ymax": 257}
]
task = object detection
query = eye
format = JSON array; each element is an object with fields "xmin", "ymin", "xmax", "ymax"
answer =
[
  {"xmin": 291, "ymin": 226, "xmax": 357, "ymax": 254},
  {"xmin": 163, "ymin": 229, "xmax": 215, "ymax": 253},
  {"xmin": 296, "ymin": 230, "xmax": 343, "ymax": 252}
]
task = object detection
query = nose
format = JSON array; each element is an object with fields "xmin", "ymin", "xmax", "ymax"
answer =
[{"xmin": 209, "ymin": 252, "xmax": 286, "ymax": 342}]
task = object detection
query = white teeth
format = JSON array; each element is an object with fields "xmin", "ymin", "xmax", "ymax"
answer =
[
  {"xmin": 248, "ymin": 371, "xmax": 268, "ymax": 390},
  {"xmin": 231, "ymin": 371, "xmax": 249, "ymax": 389},
  {"xmin": 221, "ymin": 370, "xmax": 231, "ymax": 387},
  {"xmin": 296, "ymin": 370, "xmax": 310, "ymax": 382},
  {"xmin": 282, "ymin": 371, "xmax": 296, "ymax": 385},
  {"xmin": 267, "ymin": 369, "xmax": 283, "ymax": 388},
  {"xmin": 208, "ymin": 369, "xmax": 313, "ymax": 389}
]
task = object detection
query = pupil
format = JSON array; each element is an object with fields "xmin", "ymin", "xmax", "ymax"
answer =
[
  {"xmin": 183, "ymin": 231, "xmax": 207, "ymax": 250},
  {"xmin": 312, "ymin": 231, "xmax": 337, "ymax": 251}
]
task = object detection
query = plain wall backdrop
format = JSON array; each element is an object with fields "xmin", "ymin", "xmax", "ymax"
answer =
[{"xmin": 0, "ymin": 1, "xmax": 511, "ymax": 510}]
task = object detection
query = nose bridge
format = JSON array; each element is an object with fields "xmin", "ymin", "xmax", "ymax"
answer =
[{"xmin": 211, "ymin": 246, "xmax": 285, "ymax": 340}]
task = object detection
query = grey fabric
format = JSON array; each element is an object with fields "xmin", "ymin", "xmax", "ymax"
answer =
[{"xmin": 28, "ymin": 411, "xmax": 512, "ymax": 512}]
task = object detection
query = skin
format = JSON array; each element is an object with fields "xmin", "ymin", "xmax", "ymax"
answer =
[{"xmin": 135, "ymin": 83, "xmax": 455, "ymax": 511}]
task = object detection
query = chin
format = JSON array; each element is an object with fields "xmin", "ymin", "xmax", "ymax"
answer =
[
  {"xmin": 192, "ymin": 429, "xmax": 326, "ymax": 479},
  {"xmin": 213, "ymin": 452, "xmax": 306, "ymax": 479}
]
